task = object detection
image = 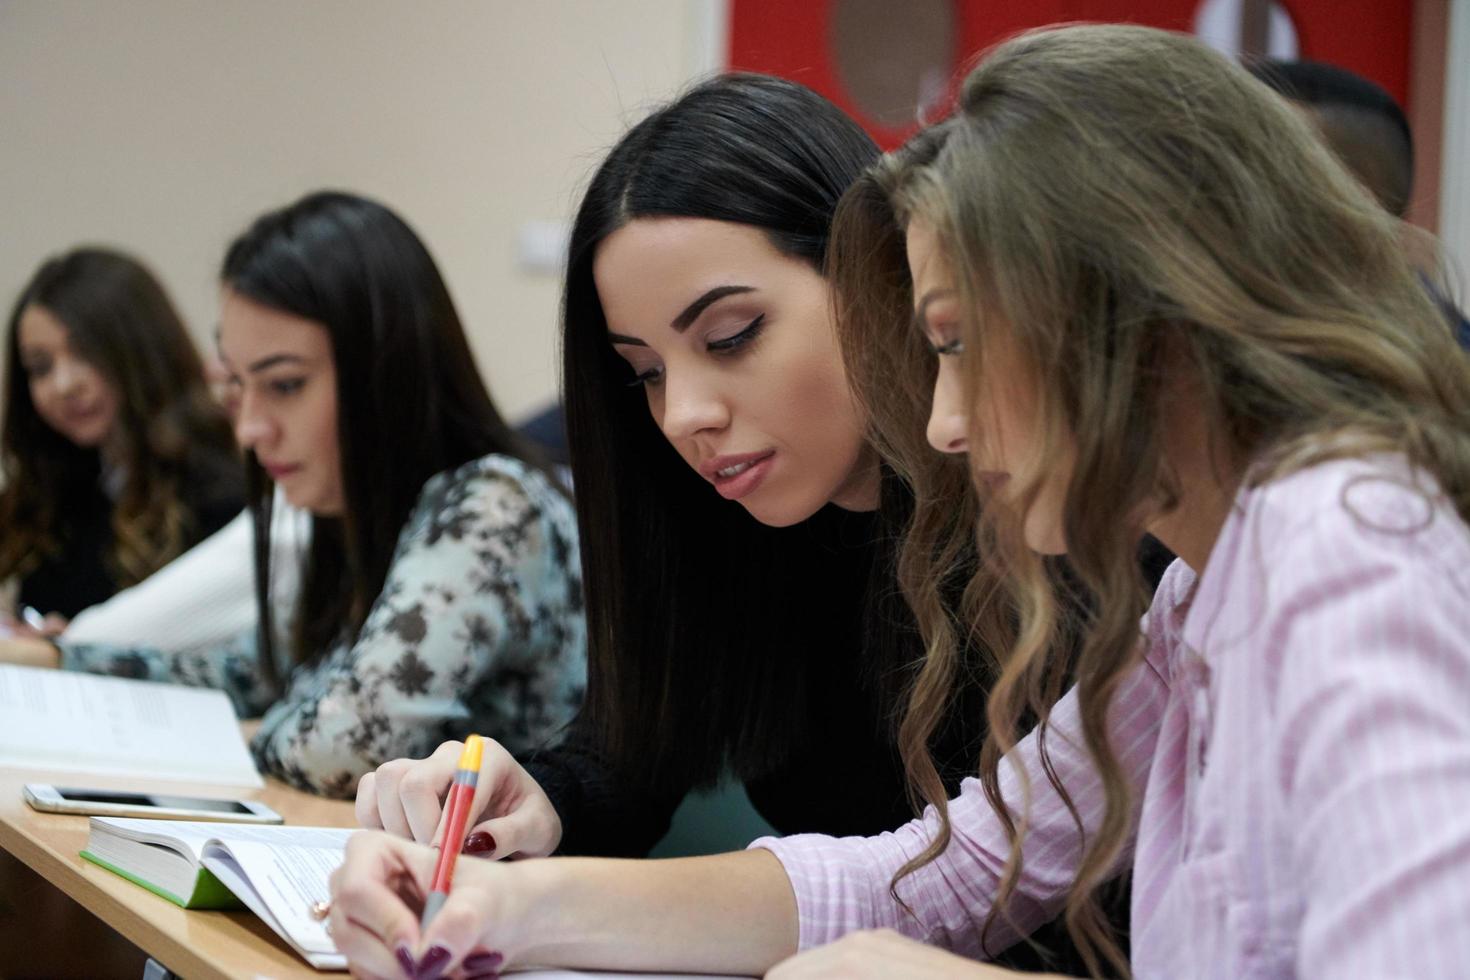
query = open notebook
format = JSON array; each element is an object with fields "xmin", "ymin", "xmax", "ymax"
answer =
[{"xmin": 82, "ymin": 817, "xmax": 751, "ymax": 977}]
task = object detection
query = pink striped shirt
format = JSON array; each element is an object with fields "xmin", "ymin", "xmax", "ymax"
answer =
[{"xmin": 754, "ymin": 456, "xmax": 1470, "ymax": 977}]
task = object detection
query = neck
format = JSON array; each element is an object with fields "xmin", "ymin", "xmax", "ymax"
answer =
[
  {"xmin": 1145, "ymin": 391, "xmax": 1242, "ymax": 575},
  {"xmin": 98, "ymin": 427, "xmax": 126, "ymax": 474},
  {"xmin": 828, "ymin": 444, "xmax": 883, "ymax": 513}
]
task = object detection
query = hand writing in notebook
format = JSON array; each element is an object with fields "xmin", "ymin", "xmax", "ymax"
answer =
[{"xmin": 328, "ymin": 832, "xmax": 513, "ymax": 979}]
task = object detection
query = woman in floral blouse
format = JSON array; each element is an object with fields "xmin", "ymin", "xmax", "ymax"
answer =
[{"xmin": 48, "ymin": 191, "xmax": 587, "ymax": 797}]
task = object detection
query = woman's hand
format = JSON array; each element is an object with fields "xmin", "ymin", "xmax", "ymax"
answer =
[
  {"xmin": 766, "ymin": 930, "xmax": 1065, "ymax": 979},
  {"xmin": 328, "ymin": 831, "xmax": 528, "ymax": 980},
  {"xmin": 330, "ymin": 834, "xmax": 800, "ymax": 979},
  {"xmin": 355, "ymin": 739, "xmax": 562, "ymax": 861},
  {"xmin": 0, "ymin": 636, "xmax": 61, "ymax": 668}
]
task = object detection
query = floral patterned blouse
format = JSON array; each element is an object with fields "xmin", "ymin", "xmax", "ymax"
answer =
[{"xmin": 59, "ymin": 454, "xmax": 587, "ymax": 798}]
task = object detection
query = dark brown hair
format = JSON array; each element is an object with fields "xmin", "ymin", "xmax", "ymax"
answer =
[{"xmin": 1, "ymin": 247, "xmax": 236, "ymax": 588}]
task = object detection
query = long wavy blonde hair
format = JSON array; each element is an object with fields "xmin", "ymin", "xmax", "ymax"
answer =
[{"xmin": 831, "ymin": 23, "xmax": 1470, "ymax": 977}]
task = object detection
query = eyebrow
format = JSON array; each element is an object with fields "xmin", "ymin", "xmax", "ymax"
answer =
[
  {"xmin": 672, "ymin": 285, "xmax": 754, "ymax": 331},
  {"xmin": 607, "ymin": 284, "xmax": 757, "ymax": 347},
  {"xmin": 245, "ymin": 353, "xmax": 308, "ymax": 373},
  {"xmin": 912, "ymin": 289, "xmax": 958, "ymax": 333}
]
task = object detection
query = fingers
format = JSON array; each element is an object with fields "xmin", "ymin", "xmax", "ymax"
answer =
[
  {"xmin": 417, "ymin": 890, "xmax": 496, "ymax": 979},
  {"xmin": 0, "ymin": 613, "xmax": 40, "ymax": 641},
  {"xmin": 361, "ymin": 741, "xmax": 462, "ymax": 841},
  {"xmin": 398, "ymin": 756, "xmax": 453, "ymax": 843},
  {"xmin": 334, "ymin": 912, "xmax": 412, "ymax": 980},
  {"xmin": 355, "ymin": 772, "xmax": 383, "ymax": 829},
  {"xmin": 372, "ymin": 760, "xmax": 415, "ymax": 839},
  {"xmin": 329, "ymin": 832, "xmax": 438, "ymax": 976},
  {"xmin": 356, "ymin": 740, "xmax": 546, "ymax": 854},
  {"xmin": 429, "ymin": 738, "xmax": 515, "ymax": 849},
  {"xmin": 464, "ymin": 798, "xmax": 558, "ymax": 860}
]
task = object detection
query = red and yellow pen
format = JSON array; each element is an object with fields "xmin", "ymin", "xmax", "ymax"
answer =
[{"xmin": 420, "ymin": 734, "xmax": 484, "ymax": 928}]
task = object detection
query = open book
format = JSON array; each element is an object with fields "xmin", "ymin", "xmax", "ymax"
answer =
[
  {"xmin": 83, "ymin": 817, "xmax": 753, "ymax": 977},
  {"xmin": 0, "ymin": 663, "xmax": 261, "ymax": 787},
  {"xmin": 83, "ymin": 817, "xmax": 352, "ymax": 969}
]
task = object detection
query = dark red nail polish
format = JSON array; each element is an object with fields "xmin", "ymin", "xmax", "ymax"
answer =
[
  {"xmin": 464, "ymin": 973, "xmax": 500, "ymax": 980},
  {"xmin": 416, "ymin": 943, "xmax": 453, "ymax": 980},
  {"xmin": 395, "ymin": 942, "xmax": 416, "ymax": 978},
  {"xmin": 462, "ymin": 831, "xmax": 497, "ymax": 855},
  {"xmin": 463, "ymin": 950, "xmax": 504, "ymax": 973}
]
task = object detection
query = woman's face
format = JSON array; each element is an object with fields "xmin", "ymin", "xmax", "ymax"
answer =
[
  {"xmin": 16, "ymin": 304, "xmax": 119, "ymax": 449},
  {"xmin": 594, "ymin": 217, "xmax": 879, "ymax": 527},
  {"xmin": 906, "ymin": 218, "xmax": 1073, "ymax": 554},
  {"xmin": 217, "ymin": 288, "xmax": 343, "ymax": 516}
]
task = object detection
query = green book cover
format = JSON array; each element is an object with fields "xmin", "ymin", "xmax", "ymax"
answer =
[{"xmin": 80, "ymin": 849, "xmax": 244, "ymax": 910}]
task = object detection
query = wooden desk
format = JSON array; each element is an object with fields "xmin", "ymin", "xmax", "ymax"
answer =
[{"xmin": 0, "ymin": 765, "xmax": 356, "ymax": 979}]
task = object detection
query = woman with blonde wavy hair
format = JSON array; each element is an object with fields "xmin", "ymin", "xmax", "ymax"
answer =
[{"xmin": 323, "ymin": 24, "xmax": 1470, "ymax": 979}]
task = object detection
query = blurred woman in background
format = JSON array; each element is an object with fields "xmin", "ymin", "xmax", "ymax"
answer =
[{"xmin": 0, "ymin": 247, "xmax": 242, "ymax": 625}]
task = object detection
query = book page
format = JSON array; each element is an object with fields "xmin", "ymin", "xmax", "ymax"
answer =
[
  {"xmin": 94, "ymin": 819, "xmax": 349, "ymax": 856},
  {"xmin": 0, "ymin": 663, "xmax": 261, "ymax": 787},
  {"xmin": 193, "ymin": 828, "xmax": 753, "ymax": 977},
  {"xmin": 202, "ymin": 828, "xmax": 355, "ymax": 961}
]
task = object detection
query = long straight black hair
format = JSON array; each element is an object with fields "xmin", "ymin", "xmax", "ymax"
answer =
[
  {"xmin": 222, "ymin": 191, "xmax": 556, "ymax": 690},
  {"xmin": 563, "ymin": 74, "xmax": 922, "ymax": 792}
]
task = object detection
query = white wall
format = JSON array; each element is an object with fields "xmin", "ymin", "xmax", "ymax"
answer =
[
  {"xmin": 0, "ymin": 1, "xmax": 711, "ymax": 418},
  {"xmin": 1442, "ymin": 0, "xmax": 1470, "ymax": 289}
]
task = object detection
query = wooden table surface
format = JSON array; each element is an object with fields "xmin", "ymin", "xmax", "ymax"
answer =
[{"xmin": 0, "ymin": 762, "xmax": 357, "ymax": 979}]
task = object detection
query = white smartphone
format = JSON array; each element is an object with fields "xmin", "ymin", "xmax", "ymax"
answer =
[{"xmin": 22, "ymin": 784, "xmax": 284, "ymax": 824}]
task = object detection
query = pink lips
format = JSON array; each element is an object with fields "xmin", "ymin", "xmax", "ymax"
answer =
[
  {"xmin": 700, "ymin": 450, "xmax": 776, "ymax": 501},
  {"xmin": 61, "ymin": 404, "xmax": 105, "ymax": 425},
  {"xmin": 261, "ymin": 462, "xmax": 301, "ymax": 480}
]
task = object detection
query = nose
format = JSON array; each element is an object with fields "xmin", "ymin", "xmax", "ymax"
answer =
[
  {"xmin": 926, "ymin": 367, "xmax": 969, "ymax": 455},
  {"xmin": 658, "ymin": 366, "xmax": 730, "ymax": 442},
  {"xmin": 51, "ymin": 356, "xmax": 85, "ymax": 398},
  {"xmin": 233, "ymin": 388, "xmax": 276, "ymax": 452}
]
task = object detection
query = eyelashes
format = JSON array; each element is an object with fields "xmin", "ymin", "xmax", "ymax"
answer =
[
  {"xmin": 930, "ymin": 338, "xmax": 964, "ymax": 356},
  {"xmin": 707, "ymin": 313, "xmax": 765, "ymax": 352},
  {"xmin": 626, "ymin": 368, "xmax": 660, "ymax": 388},
  {"xmin": 623, "ymin": 314, "xmax": 767, "ymax": 388}
]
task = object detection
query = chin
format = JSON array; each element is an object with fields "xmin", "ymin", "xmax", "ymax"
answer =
[
  {"xmin": 59, "ymin": 426, "xmax": 108, "ymax": 448},
  {"xmin": 736, "ymin": 494, "xmax": 824, "ymax": 529},
  {"xmin": 1023, "ymin": 524, "xmax": 1069, "ymax": 555}
]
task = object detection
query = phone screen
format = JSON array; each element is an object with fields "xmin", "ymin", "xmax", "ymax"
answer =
[{"xmin": 55, "ymin": 787, "xmax": 253, "ymax": 814}]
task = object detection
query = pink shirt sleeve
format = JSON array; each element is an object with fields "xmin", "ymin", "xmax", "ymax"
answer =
[
  {"xmin": 1268, "ymin": 505, "xmax": 1470, "ymax": 978},
  {"xmin": 752, "ymin": 565, "xmax": 1188, "ymax": 957}
]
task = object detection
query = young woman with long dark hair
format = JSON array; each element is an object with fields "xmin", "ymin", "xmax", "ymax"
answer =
[
  {"xmin": 355, "ymin": 74, "xmax": 1157, "ymax": 974},
  {"xmin": 0, "ymin": 247, "xmax": 241, "ymax": 624},
  {"xmin": 357, "ymin": 73, "xmax": 988, "ymax": 852},
  {"xmin": 7, "ymin": 193, "xmax": 587, "ymax": 798},
  {"xmin": 330, "ymin": 26, "xmax": 1470, "ymax": 979}
]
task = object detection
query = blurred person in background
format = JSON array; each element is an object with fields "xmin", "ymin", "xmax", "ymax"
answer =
[
  {"xmin": 1249, "ymin": 57, "xmax": 1470, "ymax": 345},
  {"xmin": 0, "ymin": 247, "xmax": 242, "ymax": 630}
]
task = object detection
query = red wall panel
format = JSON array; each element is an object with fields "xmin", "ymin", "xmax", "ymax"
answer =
[{"xmin": 729, "ymin": 1, "xmax": 1412, "ymax": 149}]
